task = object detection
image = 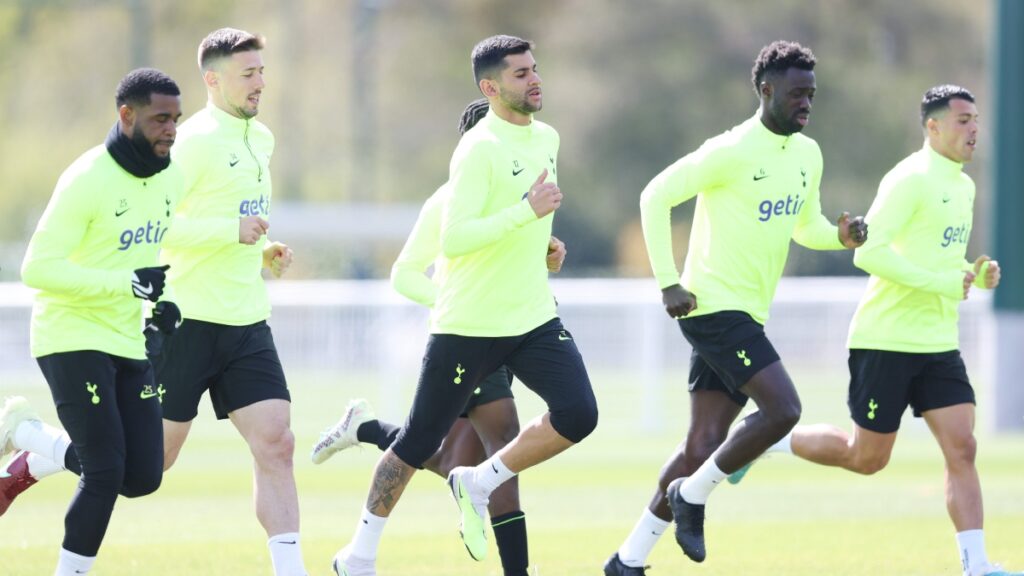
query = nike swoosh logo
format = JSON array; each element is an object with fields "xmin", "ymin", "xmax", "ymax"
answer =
[
  {"xmin": 115, "ymin": 209, "xmax": 129, "ymax": 217},
  {"xmin": 942, "ymin": 198, "xmax": 950, "ymax": 203},
  {"xmin": 558, "ymin": 335, "xmax": 572, "ymax": 341},
  {"xmin": 140, "ymin": 391, "xmax": 159, "ymax": 399},
  {"xmin": 491, "ymin": 463, "xmax": 499, "ymax": 473},
  {"xmin": 229, "ymin": 159, "xmax": 240, "ymax": 167},
  {"xmin": 752, "ymin": 174, "xmax": 769, "ymax": 181},
  {"xmin": 132, "ymin": 282, "xmax": 154, "ymax": 296},
  {"xmin": 278, "ymin": 540, "xmax": 297, "ymax": 545},
  {"xmin": 512, "ymin": 168, "xmax": 525, "ymax": 176}
]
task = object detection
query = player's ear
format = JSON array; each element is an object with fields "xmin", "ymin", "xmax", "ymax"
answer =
[
  {"xmin": 118, "ymin": 104, "xmax": 135, "ymax": 133},
  {"xmin": 479, "ymin": 77, "xmax": 499, "ymax": 99},
  {"xmin": 203, "ymin": 68, "xmax": 219, "ymax": 90}
]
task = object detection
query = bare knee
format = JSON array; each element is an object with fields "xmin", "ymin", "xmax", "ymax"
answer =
[
  {"xmin": 759, "ymin": 398, "xmax": 801, "ymax": 441},
  {"xmin": 481, "ymin": 421, "xmax": 520, "ymax": 456},
  {"xmin": 251, "ymin": 425, "xmax": 296, "ymax": 470},
  {"xmin": 944, "ymin": 432, "xmax": 977, "ymax": 469},
  {"xmin": 162, "ymin": 422, "xmax": 191, "ymax": 472},
  {"xmin": 657, "ymin": 433, "xmax": 726, "ymax": 491},
  {"xmin": 845, "ymin": 438, "xmax": 893, "ymax": 475},
  {"xmin": 849, "ymin": 453, "xmax": 889, "ymax": 475}
]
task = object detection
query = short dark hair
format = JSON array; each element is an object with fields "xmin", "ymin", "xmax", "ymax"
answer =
[
  {"xmin": 751, "ymin": 40, "xmax": 816, "ymax": 92},
  {"xmin": 115, "ymin": 68, "xmax": 180, "ymax": 108},
  {"xmin": 471, "ymin": 35, "xmax": 533, "ymax": 84},
  {"xmin": 458, "ymin": 99, "xmax": 489, "ymax": 135},
  {"xmin": 198, "ymin": 27, "xmax": 265, "ymax": 70},
  {"xmin": 921, "ymin": 84, "xmax": 975, "ymax": 126}
]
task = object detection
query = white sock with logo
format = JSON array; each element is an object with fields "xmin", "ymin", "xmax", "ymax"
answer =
[
  {"xmin": 349, "ymin": 508, "xmax": 386, "ymax": 560},
  {"xmin": 473, "ymin": 454, "xmax": 516, "ymax": 495},
  {"xmin": 956, "ymin": 529, "xmax": 989, "ymax": 576},
  {"xmin": 267, "ymin": 532, "xmax": 307, "ymax": 576},
  {"xmin": 617, "ymin": 508, "xmax": 670, "ymax": 567},
  {"xmin": 54, "ymin": 548, "xmax": 94, "ymax": 575},
  {"xmin": 678, "ymin": 457, "xmax": 727, "ymax": 505},
  {"xmin": 14, "ymin": 420, "xmax": 71, "ymax": 466}
]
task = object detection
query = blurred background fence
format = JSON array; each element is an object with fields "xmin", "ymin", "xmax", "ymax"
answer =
[{"xmin": 0, "ymin": 278, "xmax": 1000, "ymax": 433}]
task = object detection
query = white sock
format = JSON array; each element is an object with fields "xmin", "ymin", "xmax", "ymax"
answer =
[
  {"xmin": 679, "ymin": 457, "xmax": 727, "ymax": 505},
  {"xmin": 267, "ymin": 532, "xmax": 307, "ymax": 576},
  {"xmin": 767, "ymin": 431, "xmax": 793, "ymax": 455},
  {"xmin": 26, "ymin": 452, "xmax": 64, "ymax": 479},
  {"xmin": 956, "ymin": 529, "xmax": 988, "ymax": 575},
  {"xmin": 54, "ymin": 548, "xmax": 95, "ymax": 576},
  {"xmin": 14, "ymin": 420, "xmax": 71, "ymax": 464},
  {"xmin": 617, "ymin": 508, "xmax": 670, "ymax": 567},
  {"xmin": 473, "ymin": 454, "xmax": 516, "ymax": 495},
  {"xmin": 349, "ymin": 508, "xmax": 387, "ymax": 560}
]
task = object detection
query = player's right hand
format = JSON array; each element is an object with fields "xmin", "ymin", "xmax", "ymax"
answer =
[
  {"xmin": 662, "ymin": 284, "xmax": 697, "ymax": 319},
  {"xmin": 132, "ymin": 265, "xmax": 169, "ymax": 302},
  {"xmin": 239, "ymin": 215, "xmax": 270, "ymax": 245},
  {"xmin": 962, "ymin": 270, "xmax": 976, "ymax": 300},
  {"xmin": 527, "ymin": 169, "xmax": 562, "ymax": 218}
]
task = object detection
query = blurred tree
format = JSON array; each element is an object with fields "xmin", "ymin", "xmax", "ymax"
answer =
[{"xmin": 0, "ymin": 0, "xmax": 991, "ymax": 280}]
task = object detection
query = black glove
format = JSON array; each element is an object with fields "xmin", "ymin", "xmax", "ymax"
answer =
[
  {"xmin": 144, "ymin": 301, "xmax": 181, "ymax": 359},
  {"xmin": 132, "ymin": 264, "xmax": 170, "ymax": 302},
  {"xmin": 147, "ymin": 301, "xmax": 181, "ymax": 335}
]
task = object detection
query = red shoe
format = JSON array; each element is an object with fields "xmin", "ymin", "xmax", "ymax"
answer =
[{"xmin": 0, "ymin": 451, "xmax": 37, "ymax": 516}]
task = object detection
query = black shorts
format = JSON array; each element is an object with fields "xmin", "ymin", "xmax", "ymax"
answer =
[
  {"xmin": 848, "ymin": 349, "xmax": 975, "ymax": 433},
  {"xmin": 679, "ymin": 311, "xmax": 781, "ymax": 407},
  {"xmin": 393, "ymin": 317, "xmax": 597, "ymax": 468},
  {"xmin": 36, "ymin": 351, "xmax": 164, "ymax": 490},
  {"xmin": 462, "ymin": 365, "xmax": 515, "ymax": 416},
  {"xmin": 151, "ymin": 319, "xmax": 289, "ymax": 421}
]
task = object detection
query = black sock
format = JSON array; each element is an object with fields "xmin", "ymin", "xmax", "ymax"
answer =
[
  {"xmin": 64, "ymin": 445, "xmax": 82, "ymax": 476},
  {"xmin": 491, "ymin": 510, "xmax": 529, "ymax": 576},
  {"xmin": 355, "ymin": 420, "xmax": 402, "ymax": 452}
]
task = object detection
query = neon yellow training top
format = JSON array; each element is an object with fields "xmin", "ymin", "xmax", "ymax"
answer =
[
  {"xmin": 21, "ymin": 145, "xmax": 182, "ymax": 359},
  {"xmin": 160, "ymin": 103, "xmax": 274, "ymax": 326},
  {"xmin": 641, "ymin": 113, "xmax": 843, "ymax": 325},
  {"xmin": 391, "ymin": 185, "xmax": 446, "ymax": 308},
  {"xmin": 432, "ymin": 111, "xmax": 559, "ymax": 336},
  {"xmin": 848, "ymin": 144, "xmax": 987, "ymax": 353}
]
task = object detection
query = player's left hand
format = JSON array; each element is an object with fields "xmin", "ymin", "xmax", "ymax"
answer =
[
  {"xmin": 547, "ymin": 236, "xmax": 566, "ymax": 273},
  {"xmin": 838, "ymin": 212, "xmax": 868, "ymax": 248},
  {"xmin": 974, "ymin": 255, "xmax": 1001, "ymax": 289},
  {"xmin": 263, "ymin": 241, "xmax": 294, "ymax": 278},
  {"xmin": 144, "ymin": 300, "xmax": 182, "ymax": 357},
  {"xmin": 148, "ymin": 300, "xmax": 182, "ymax": 334}
]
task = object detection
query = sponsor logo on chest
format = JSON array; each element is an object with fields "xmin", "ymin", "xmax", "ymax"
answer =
[
  {"xmin": 754, "ymin": 167, "xmax": 808, "ymax": 222},
  {"xmin": 116, "ymin": 195, "xmax": 171, "ymax": 250},
  {"xmin": 240, "ymin": 194, "xmax": 271, "ymax": 216}
]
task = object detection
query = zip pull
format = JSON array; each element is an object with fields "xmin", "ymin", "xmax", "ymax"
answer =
[{"xmin": 243, "ymin": 120, "xmax": 263, "ymax": 182}]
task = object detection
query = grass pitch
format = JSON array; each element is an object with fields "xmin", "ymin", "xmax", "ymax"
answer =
[{"xmin": 2, "ymin": 367, "xmax": 1022, "ymax": 575}]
